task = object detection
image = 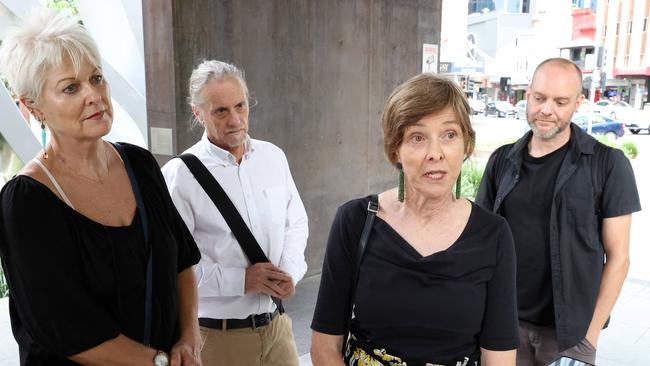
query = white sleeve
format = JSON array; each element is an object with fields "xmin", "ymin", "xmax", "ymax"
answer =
[{"xmin": 277, "ymin": 155, "xmax": 309, "ymax": 285}]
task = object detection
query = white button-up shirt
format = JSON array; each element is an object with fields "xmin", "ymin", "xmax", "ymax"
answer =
[{"xmin": 161, "ymin": 134, "xmax": 308, "ymax": 319}]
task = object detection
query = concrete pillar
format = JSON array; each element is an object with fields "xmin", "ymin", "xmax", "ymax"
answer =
[{"xmin": 142, "ymin": 0, "xmax": 442, "ymax": 276}]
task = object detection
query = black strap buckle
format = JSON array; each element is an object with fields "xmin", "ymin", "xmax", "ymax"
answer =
[
  {"xmin": 367, "ymin": 201, "xmax": 378, "ymax": 213},
  {"xmin": 251, "ymin": 312, "xmax": 272, "ymax": 329}
]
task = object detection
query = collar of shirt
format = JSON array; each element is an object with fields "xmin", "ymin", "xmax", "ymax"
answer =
[{"xmin": 199, "ymin": 132, "xmax": 255, "ymax": 166}]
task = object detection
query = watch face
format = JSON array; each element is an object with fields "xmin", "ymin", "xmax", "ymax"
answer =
[{"xmin": 154, "ymin": 352, "xmax": 169, "ymax": 366}]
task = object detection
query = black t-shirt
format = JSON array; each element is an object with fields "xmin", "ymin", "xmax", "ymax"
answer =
[
  {"xmin": 501, "ymin": 142, "xmax": 569, "ymax": 326},
  {"xmin": 0, "ymin": 143, "xmax": 201, "ymax": 365},
  {"xmin": 311, "ymin": 196, "xmax": 519, "ymax": 363}
]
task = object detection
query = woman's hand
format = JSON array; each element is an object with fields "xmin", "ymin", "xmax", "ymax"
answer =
[
  {"xmin": 174, "ymin": 267, "xmax": 202, "ymax": 365},
  {"xmin": 170, "ymin": 329, "xmax": 202, "ymax": 366},
  {"xmin": 311, "ymin": 331, "xmax": 345, "ymax": 366}
]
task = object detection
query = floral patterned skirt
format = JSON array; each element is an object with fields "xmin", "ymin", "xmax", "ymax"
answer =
[{"xmin": 344, "ymin": 334, "xmax": 479, "ymax": 366}]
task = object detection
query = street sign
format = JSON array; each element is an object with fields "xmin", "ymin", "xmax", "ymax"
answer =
[
  {"xmin": 439, "ymin": 62, "xmax": 452, "ymax": 73},
  {"xmin": 422, "ymin": 43, "xmax": 439, "ymax": 73}
]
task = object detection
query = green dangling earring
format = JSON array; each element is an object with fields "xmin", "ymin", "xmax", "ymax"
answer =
[
  {"xmin": 396, "ymin": 162, "xmax": 405, "ymax": 202},
  {"xmin": 41, "ymin": 121, "xmax": 48, "ymax": 159}
]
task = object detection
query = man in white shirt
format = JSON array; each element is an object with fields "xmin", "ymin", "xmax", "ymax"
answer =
[{"xmin": 162, "ymin": 60, "xmax": 308, "ymax": 366}]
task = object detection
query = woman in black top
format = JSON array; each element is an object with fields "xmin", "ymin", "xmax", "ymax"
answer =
[
  {"xmin": 0, "ymin": 8, "xmax": 201, "ymax": 366},
  {"xmin": 311, "ymin": 74, "xmax": 519, "ymax": 365}
]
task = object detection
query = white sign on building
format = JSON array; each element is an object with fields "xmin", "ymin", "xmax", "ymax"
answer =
[{"xmin": 422, "ymin": 43, "xmax": 439, "ymax": 73}]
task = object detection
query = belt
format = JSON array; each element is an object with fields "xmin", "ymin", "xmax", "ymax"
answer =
[{"xmin": 199, "ymin": 309, "xmax": 280, "ymax": 330}]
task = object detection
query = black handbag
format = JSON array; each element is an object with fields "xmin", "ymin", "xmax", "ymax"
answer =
[
  {"xmin": 341, "ymin": 195, "xmax": 378, "ymax": 356},
  {"xmin": 177, "ymin": 153, "xmax": 284, "ymax": 313}
]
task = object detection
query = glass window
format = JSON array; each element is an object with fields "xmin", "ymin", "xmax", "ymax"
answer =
[
  {"xmin": 468, "ymin": 0, "xmax": 496, "ymax": 13},
  {"xmin": 508, "ymin": 0, "xmax": 522, "ymax": 12}
]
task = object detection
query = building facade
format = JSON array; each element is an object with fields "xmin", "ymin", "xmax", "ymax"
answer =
[{"xmin": 599, "ymin": 0, "xmax": 650, "ymax": 108}]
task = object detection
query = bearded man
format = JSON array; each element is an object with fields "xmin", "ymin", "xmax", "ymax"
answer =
[{"xmin": 476, "ymin": 58, "xmax": 641, "ymax": 365}]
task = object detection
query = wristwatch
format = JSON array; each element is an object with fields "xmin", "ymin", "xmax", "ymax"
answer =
[{"xmin": 153, "ymin": 350, "xmax": 169, "ymax": 366}]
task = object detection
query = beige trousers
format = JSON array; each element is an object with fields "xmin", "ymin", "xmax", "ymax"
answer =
[{"xmin": 199, "ymin": 314, "xmax": 299, "ymax": 366}]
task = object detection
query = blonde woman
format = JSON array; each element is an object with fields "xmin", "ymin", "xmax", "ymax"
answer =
[{"xmin": 0, "ymin": 9, "xmax": 201, "ymax": 366}]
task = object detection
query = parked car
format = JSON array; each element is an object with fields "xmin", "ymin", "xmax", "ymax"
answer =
[
  {"xmin": 577, "ymin": 99, "xmax": 594, "ymax": 114},
  {"xmin": 515, "ymin": 100, "xmax": 526, "ymax": 119},
  {"xmin": 592, "ymin": 100, "xmax": 650, "ymax": 133},
  {"xmin": 468, "ymin": 98, "xmax": 486, "ymax": 115},
  {"xmin": 486, "ymin": 101, "xmax": 517, "ymax": 118},
  {"xmin": 571, "ymin": 113, "xmax": 625, "ymax": 139}
]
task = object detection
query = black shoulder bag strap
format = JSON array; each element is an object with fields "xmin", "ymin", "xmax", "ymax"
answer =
[
  {"xmin": 113, "ymin": 142, "xmax": 154, "ymax": 346},
  {"xmin": 177, "ymin": 153, "xmax": 284, "ymax": 313},
  {"xmin": 341, "ymin": 195, "xmax": 378, "ymax": 356}
]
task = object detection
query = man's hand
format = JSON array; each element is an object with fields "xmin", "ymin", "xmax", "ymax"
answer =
[
  {"xmin": 245, "ymin": 263, "xmax": 292, "ymax": 297},
  {"xmin": 585, "ymin": 328, "xmax": 600, "ymax": 349},
  {"xmin": 275, "ymin": 279, "xmax": 296, "ymax": 300}
]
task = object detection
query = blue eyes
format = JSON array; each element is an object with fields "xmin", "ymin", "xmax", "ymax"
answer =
[
  {"xmin": 63, "ymin": 84, "xmax": 78, "ymax": 94},
  {"xmin": 62, "ymin": 75, "xmax": 104, "ymax": 94}
]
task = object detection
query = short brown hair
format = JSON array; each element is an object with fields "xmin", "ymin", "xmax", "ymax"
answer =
[{"xmin": 382, "ymin": 73, "xmax": 476, "ymax": 165}]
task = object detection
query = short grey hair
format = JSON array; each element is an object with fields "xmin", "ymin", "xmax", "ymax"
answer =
[
  {"xmin": 0, "ymin": 7, "xmax": 101, "ymax": 103},
  {"xmin": 188, "ymin": 60, "xmax": 249, "ymax": 107}
]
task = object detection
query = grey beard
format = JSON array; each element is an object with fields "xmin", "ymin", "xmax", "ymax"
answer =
[{"xmin": 529, "ymin": 120, "xmax": 569, "ymax": 140}]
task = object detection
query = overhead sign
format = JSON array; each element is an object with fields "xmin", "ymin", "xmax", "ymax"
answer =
[
  {"xmin": 450, "ymin": 61, "xmax": 484, "ymax": 75},
  {"xmin": 422, "ymin": 43, "xmax": 439, "ymax": 73},
  {"xmin": 467, "ymin": 32, "xmax": 478, "ymax": 61}
]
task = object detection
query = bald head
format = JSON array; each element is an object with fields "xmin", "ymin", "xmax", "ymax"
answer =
[{"xmin": 531, "ymin": 58, "xmax": 583, "ymax": 97}]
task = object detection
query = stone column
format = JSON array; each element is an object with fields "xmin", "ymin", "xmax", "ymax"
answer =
[{"xmin": 142, "ymin": 0, "xmax": 442, "ymax": 275}]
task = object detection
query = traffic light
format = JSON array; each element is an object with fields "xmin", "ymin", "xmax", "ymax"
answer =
[{"xmin": 500, "ymin": 77, "xmax": 511, "ymax": 93}]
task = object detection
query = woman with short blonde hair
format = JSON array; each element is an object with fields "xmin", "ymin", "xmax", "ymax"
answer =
[{"xmin": 0, "ymin": 8, "xmax": 201, "ymax": 366}]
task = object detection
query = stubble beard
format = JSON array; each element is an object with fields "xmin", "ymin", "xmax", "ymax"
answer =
[
  {"xmin": 225, "ymin": 129, "xmax": 248, "ymax": 148},
  {"xmin": 528, "ymin": 117, "xmax": 570, "ymax": 140}
]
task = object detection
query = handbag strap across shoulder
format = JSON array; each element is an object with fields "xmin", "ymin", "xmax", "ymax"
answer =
[
  {"xmin": 176, "ymin": 153, "xmax": 284, "ymax": 313},
  {"xmin": 112, "ymin": 142, "xmax": 153, "ymax": 346},
  {"xmin": 342, "ymin": 194, "xmax": 378, "ymax": 355}
]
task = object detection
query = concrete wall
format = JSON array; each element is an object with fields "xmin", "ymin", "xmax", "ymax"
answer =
[{"xmin": 144, "ymin": 0, "xmax": 442, "ymax": 276}]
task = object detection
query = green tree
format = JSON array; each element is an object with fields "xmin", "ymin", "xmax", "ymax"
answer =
[{"xmin": 45, "ymin": 0, "xmax": 78, "ymax": 14}]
